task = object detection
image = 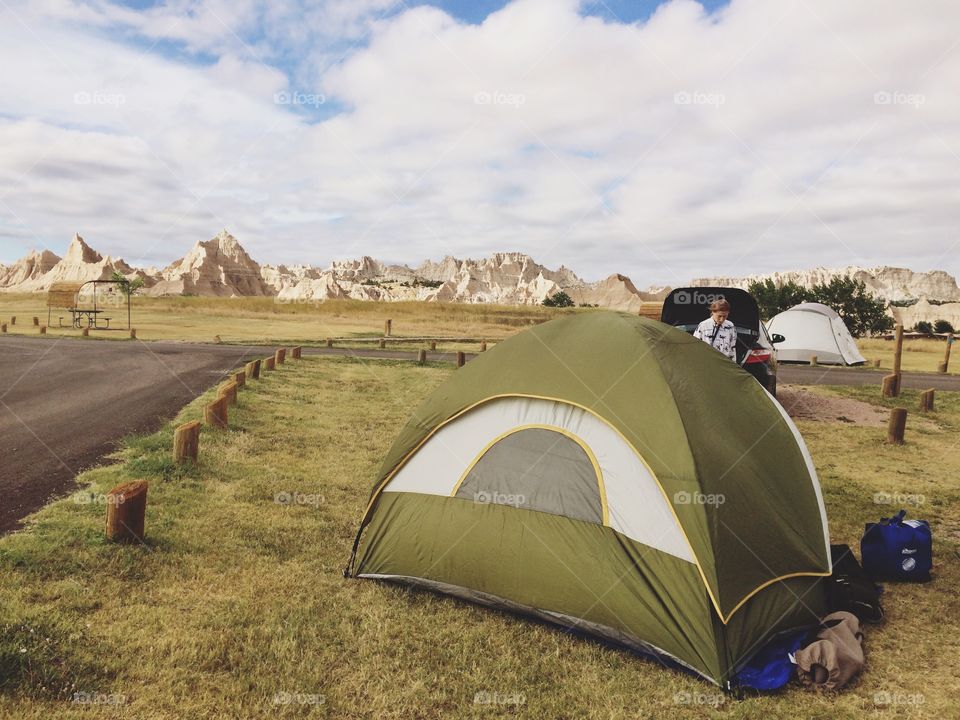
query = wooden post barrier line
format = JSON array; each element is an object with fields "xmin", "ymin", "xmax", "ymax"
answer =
[
  {"xmin": 234, "ymin": 370, "xmax": 246, "ymax": 388},
  {"xmin": 291, "ymin": 346, "xmax": 302, "ymax": 360},
  {"xmin": 218, "ymin": 381, "xmax": 238, "ymax": 407},
  {"xmin": 173, "ymin": 421, "xmax": 201, "ymax": 464},
  {"xmin": 886, "ymin": 407, "xmax": 907, "ymax": 445},
  {"xmin": 264, "ymin": 355, "xmax": 276, "ymax": 371},
  {"xmin": 105, "ymin": 480, "xmax": 148, "ymax": 544},
  {"xmin": 881, "ymin": 374, "xmax": 898, "ymax": 398},
  {"xmin": 204, "ymin": 396, "xmax": 228, "ymax": 428}
]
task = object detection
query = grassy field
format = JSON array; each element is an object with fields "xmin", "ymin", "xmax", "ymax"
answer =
[
  {"xmin": 0, "ymin": 293, "xmax": 572, "ymax": 348},
  {"xmin": 1, "ymin": 356, "xmax": 957, "ymax": 719},
  {"xmin": 857, "ymin": 337, "xmax": 956, "ymax": 375},
  {"xmin": 1, "ymin": 293, "xmax": 954, "ymax": 373}
]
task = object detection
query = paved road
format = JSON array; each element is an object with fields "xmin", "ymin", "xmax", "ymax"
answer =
[
  {"xmin": 2, "ymin": 337, "xmax": 958, "ymax": 534},
  {"xmin": 0, "ymin": 337, "xmax": 271, "ymax": 533},
  {"xmin": 776, "ymin": 363, "xmax": 960, "ymax": 390}
]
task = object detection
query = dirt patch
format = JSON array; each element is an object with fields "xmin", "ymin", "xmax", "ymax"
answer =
[{"xmin": 777, "ymin": 384, "xmax": 889, "ymax": 426}]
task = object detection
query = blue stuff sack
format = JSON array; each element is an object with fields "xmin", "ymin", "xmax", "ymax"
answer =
[
  {"xmin": 732, "ymin": 630, "xmax": 808, "ymax": 691},
  {"xmin": 861, "ymin": 510, "xmax": 932, "ymax": 582}
]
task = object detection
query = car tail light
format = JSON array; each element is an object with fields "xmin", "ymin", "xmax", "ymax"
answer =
[{"xmin": 745, "ymin": 349, "xmax": 772, "ymax": 364}]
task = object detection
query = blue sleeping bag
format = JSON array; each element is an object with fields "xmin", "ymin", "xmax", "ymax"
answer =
[{"xmin": 732, "ymin": 630, "xmax": 808, "ymax": 691}]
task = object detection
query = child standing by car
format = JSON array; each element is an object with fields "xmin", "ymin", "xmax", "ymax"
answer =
[{"xmin": 693, "ymin": 299, "xmax": 737, "ymax": 361}]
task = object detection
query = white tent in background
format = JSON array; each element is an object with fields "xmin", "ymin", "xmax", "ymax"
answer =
[{"xmin": 767, "ymin": 303, "xmax": 866, "ymax": 365}]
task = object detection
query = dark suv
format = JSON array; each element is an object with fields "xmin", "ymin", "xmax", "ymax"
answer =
[{"xmin": 660, "ymin": 287, "xmax": 783, "ymax": 397}]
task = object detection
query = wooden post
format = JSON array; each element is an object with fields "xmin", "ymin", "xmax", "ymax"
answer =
[
  {"xmin": 218, "ymin": 381, "xmax": 238, "ymax": 407},
  {"xmin": 39, "ymin": 325, "xmax": 46, "ymax": 335},
  {"xmin": 430, "ymin": 341, "xmax": 437, "ymax": 351},
  {"xmin": 456, "ymin": 351, "xmax": 465, "ymax": 368},
  {"xmin": 249, "ymin": 359, "xmax": 262, "ymax": 380},
  {"xmin": 276, "ymin": 348, "xmax": 286, "ymax": 365},
  {"xmin": 378, "ymin": 338, "xmax": 386, "ymax": 349},
  {"xmin": 326, "ymin": 338, "xmax": 333, "ymax": 347},
  {"xmin": 233, "ymin": 370, "xmax": 246, "ymax": 388},
  {"xmin": 10, "ymin": 316, "xmax": 15, "ymax": 325},
  {"xmin": 417, "ymin": 349, "xmax": 426, "ymax": 365},
  {"xmin": 105, "ymin": 480, "xmax": 148, "ymax": 543},
  {"xmin": 291, "ymin": 346, "xmax": 301, "ymax": 359},
  {"xmin": 920, "ymin": 388, "xmax": 935, "ymax": 412},
  {"xmin": 213, "ymin": 335, "xmax": 222, "ymax": 344},
  {"xmin": 204, "ymin": 396, "xmax": 228, "ymax": 428},
  {"xmin": 1, "ymin": 323, "xmax": 6, "ymax": 333},
  {"xmin": 130, "ymin": 328, "xmax": 136, "ymax": 339},
  {"xmin": 891, "ymin": 323, "xmax": 904, "ymax": 394},
  {"xmin": 33, "ymin": 316, "xmax": 39, "ymax": 326},
  {"xmin": 941, "ymin": 333, "xmax": 953, "ymax": 374},
  {"xmin": 385, "ymin": 319, "xmax": 392, "ymax": 337},
  {"xmin": 872, "ymin": 358, "xmax": 881, "ymax": 368},
  {"xmin": 809, "ymin": 355, "xmax": 818, "ymax": 366},
  {"xmin": 264, "ymin": 356, "xmax": 276, "ymax": 371},
  {"xmin": 82, "ymin": 327, "xmax": 89, "ymax": 337},
  {"xmin": 881, "ymin": 374, "xmax": 898, "ymax": 398},
  {"xmin": 886, "ymin": 407, "xmax": 907, "ymax": 445},
  {"xmin": 173, "ymin": 421, "xmax": 201, "ymax": 464},
  {"xmin": 480, "ymin": 341, "xmax": 487, "ymax": 352}
]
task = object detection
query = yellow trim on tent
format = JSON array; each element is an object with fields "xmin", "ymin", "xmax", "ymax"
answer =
[
  {"xmin": 447, "ymin": 423, "xmax": 609, "ymax": 526},
  {"xmin": 356, "ymin": 392, "xmax": 829, "ymax": 625}
]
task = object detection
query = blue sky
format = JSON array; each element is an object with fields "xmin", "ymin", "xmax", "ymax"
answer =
[{"xmin": 0, "ymin": 0, "xmax": 957, "ymax": 285}]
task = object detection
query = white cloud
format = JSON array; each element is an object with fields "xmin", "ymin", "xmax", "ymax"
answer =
[{"xmin": 1, "ymin": 0, "xmax": 959, "ymax": 287}]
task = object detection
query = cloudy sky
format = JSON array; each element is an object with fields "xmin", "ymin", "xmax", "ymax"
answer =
[{"xmin": 0, "ymin": 0, "xmax": 957, "ymax": 287}]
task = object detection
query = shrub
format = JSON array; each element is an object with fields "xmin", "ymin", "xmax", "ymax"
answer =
[{"xmin": 542, "ymin": 291, "xmax": 574, "ymax": 308}]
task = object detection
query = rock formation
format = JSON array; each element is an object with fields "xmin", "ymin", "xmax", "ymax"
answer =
[
  {"xmin": 146, "ymin": 229, "xmax": 270, "ymax": 297},
  {"xmin": 4, "ymin": 232, "xmax": 957, "ymax": 323},
  {"xmin": 692, "ymin": 266, "xmax": 960, "ymax": 303},
  {"xmin": 692, "ymin": 265, "xmax": 960, "ymax": 325},
  {"xmin": 0, "ymin": 234, "xmax": 142, "ymax": 293}
]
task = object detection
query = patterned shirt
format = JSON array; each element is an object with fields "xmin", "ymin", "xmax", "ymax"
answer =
[{"xmin": 693, "ymin": 318, "xmax": 738, "ymax": 361}]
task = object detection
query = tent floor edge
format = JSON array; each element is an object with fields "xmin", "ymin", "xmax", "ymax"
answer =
[{"xmin": 357, "ymin": 572, "xmax": 721, "ymax": 686}]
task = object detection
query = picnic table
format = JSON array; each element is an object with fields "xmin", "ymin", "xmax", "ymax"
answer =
[
  {"xmin": 67, "ymin": 308, "xmax": 111, "ymax": 329},
  {"xmin": 47, "ymin": 280, "xmax": 126, "ymax": 331}
]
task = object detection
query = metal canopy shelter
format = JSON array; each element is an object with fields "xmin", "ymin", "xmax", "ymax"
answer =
[{"xmin": 46, "ymin": 279, "xmax": 129, "ymax": 330}]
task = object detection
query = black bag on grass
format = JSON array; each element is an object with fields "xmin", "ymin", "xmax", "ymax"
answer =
[{"xmin": 826, "ymin": 544, "xmax": 883, "ymax": 623}]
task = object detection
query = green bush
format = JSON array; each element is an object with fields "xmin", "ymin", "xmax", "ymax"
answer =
[{"xmin": 542, "ymin": 291, "xmax": 574, "ymax": 308}]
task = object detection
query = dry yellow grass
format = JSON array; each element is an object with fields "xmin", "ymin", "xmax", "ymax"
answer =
[
  {"xmin": 1, "ymin": 356, "xmax": 957, "ymax": 719},
  {"xmin": 0, "ymin": 293, "xmax": 572, "ymax": 346}
]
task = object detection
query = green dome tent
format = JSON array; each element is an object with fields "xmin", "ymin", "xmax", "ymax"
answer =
[{"xmin": 347, "ymin": 312, "xmax": 831, "ymax": 686}]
